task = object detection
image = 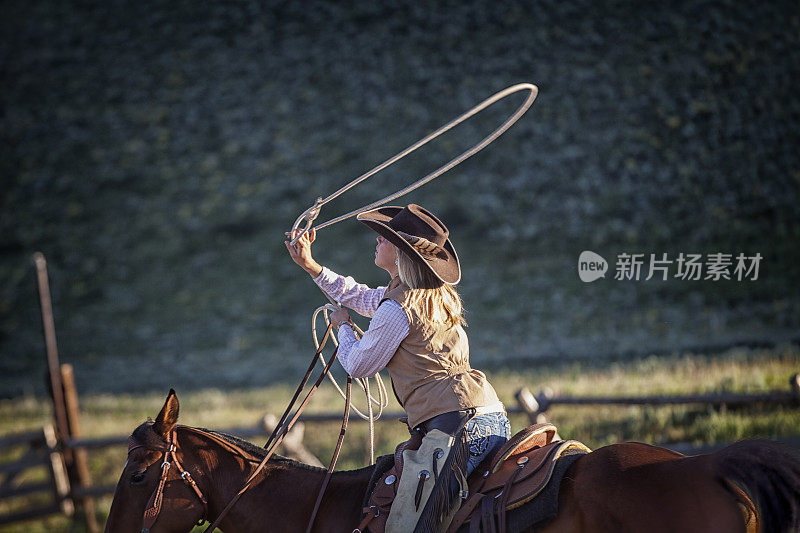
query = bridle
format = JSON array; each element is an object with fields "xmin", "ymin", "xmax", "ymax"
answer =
[
  {"xmin": 128, "ymin": 428, "xmax": 208, "ymax": 533},
  {"xmin": 128, "ymin": 425, "xmax": 275, "ymax": 533}
]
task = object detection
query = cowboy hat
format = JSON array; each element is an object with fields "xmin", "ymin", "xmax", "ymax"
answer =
[{"xmin": 357, "ymin": 204, "xmax": 461, "ymax": 285}]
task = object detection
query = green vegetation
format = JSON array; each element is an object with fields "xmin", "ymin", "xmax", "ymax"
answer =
[
  {"xmin": 1, "ymin": 344, "xmax": 798, "ymax": 532},
  {"xmin": 1, "ymin": 0, "xmax": 799, "ymax": 398}
]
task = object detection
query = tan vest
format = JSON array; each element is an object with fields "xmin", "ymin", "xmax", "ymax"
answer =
[{"xmin": 381, "ymin": 277, "xmax": 501, "ymax": 428}]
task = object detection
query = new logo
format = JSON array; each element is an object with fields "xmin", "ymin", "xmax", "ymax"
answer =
[{"xmin": 578, "ymin": 250, "xmax": 608, "ymax": 282}]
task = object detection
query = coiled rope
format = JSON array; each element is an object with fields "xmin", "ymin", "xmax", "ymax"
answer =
[{"xmin": 312, "ymin": 303, "xmax": 387, "ymax": 464}]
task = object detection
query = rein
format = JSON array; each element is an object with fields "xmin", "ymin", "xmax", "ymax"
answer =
[
  {"xmin": 203, "ymin": 323, "xmax": 343, "ymax": 533},
  {"xmin": 131, "ymin": 323, "xmax": 362, "ymax": 532},
  {"xmin": 306, "ymin": 374, "xmax": 352, "ymax": 533}
]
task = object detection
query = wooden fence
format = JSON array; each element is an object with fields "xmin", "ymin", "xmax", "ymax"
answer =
[
  {"xmin": 514, "ymin": 373, "xmax": 800, "ymax": 424},
  {"xmin": 3, "ymin": 370, "xmax": 798, "ymax": 528},
  {"xmin": 0, "ymin": 425, "xmax": 71, "ymax": 526}
]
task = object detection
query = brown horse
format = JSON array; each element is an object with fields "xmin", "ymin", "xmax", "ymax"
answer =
[{"xmin": 106, "ymin": 390, "xmax": 800, "ymax": 532}]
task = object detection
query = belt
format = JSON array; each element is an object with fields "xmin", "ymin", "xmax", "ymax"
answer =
[
  {"xmin": 473, "ymin": 401, "xmax": 506, "ymax": 417},
  {"xmin": 417, "ymin": 408, "xmax": 476, "ymax": 437}
]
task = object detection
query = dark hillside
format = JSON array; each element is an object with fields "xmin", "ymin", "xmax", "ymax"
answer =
[{"xmin": 1, "ymin": 0, "xmax": 798, "ymax": 397}]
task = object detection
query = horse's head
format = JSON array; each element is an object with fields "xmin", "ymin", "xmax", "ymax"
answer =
[{"xmin": 105, "ymin": 389, "xmax": 207, "ymax": 533}]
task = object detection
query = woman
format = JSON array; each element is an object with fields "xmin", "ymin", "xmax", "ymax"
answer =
[{"xmin": 285, "ymin": 204, "xmax": 510, "ymax": 530}]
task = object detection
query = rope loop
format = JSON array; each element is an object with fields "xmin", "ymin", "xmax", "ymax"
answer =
[
  {"xmin": 289, "ymin": 83, "xmax": 538, "ymax": 244},
  {"xmin": 291, "ymin": 197, "xmax": 324, "ymax": 244}
]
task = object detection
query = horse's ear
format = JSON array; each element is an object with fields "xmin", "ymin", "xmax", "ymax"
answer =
[{"xmin": 152, "ymin": 388, "xmax": 179, "ymax": 438}]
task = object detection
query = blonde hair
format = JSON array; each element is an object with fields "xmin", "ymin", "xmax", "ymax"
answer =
[{"xmin": 396, "ymin": 250, "xmax": 466, "ymax": 328}]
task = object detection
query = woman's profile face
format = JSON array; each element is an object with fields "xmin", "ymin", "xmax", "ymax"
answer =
[{"xmin": 375, "ymin": 235, "xmax": 398, "ymax": 273}]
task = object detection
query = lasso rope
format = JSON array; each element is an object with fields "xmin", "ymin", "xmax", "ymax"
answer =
[
  {"xmin": 289, "ymin": 82, "xmax": 538, "ymax": 245},
  {"xmin": 293, "ymin": 83, "xmax": 538, "ymax": 464}
]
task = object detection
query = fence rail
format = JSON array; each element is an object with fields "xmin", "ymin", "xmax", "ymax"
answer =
[{"xmin": 514, "ymin": 373, "xmax": 800, "ymax": 424}]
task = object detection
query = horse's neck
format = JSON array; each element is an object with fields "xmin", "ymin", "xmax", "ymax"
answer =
[
  {"xmin": 187, "ymin": 430, "xmax": 371, "ymax": 532},
  {"xmin": 242, "ymin": 462, "xmax": 372, "ymax": 531}
]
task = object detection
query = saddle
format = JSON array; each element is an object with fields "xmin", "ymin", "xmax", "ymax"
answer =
[{"xmin": 359, "ymin": 423, "xmax": 591, "ymax": 533}]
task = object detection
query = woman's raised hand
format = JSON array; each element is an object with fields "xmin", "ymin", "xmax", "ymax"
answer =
[{"xmin": 285, "ymin": 228, "xmax": 323, "ymax": 277}]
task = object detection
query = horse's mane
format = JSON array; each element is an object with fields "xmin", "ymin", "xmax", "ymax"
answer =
[
  {"xmin": 132, "ymin": 421, "xmax": 381, "ymax": 477},
  {"xmin": 130, "ymin": 421, "xmax": 303, "ymax": 465},
  {"xmin": 198, "ymin": 427, "xmax": 329, "ymax": 472},
  {"xmin": 201, "ymin": 426, "xmax": 391, "ymax": 479},
  {"xmin": 212, "ymin": 427, "xmax": 398, "ymax": 481},
  {"xmin": 200, "ymin": 428, "xmax": 279, "ymax": 459}
]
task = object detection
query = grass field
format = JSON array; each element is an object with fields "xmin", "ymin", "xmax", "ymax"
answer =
[{"xmin": 1, "ymin": 342, "xmax": 798, "ymax": 532}]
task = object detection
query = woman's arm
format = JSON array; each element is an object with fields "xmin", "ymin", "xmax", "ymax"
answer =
[
  {"xmin": 313, "ymin": 268, "xmax": 386, "ymax": 317},
  {"xmin": 336, "ymin": 300, "xmax": 409, "ymax": 378},
  {"xmin": 285, "ymin": 227, "xmax": 385, "ymax": 317}
]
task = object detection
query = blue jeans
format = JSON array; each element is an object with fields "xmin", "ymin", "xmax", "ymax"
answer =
[{"xmin": 464, "ymin": 412, "xmax": 511, "ymax": 476}]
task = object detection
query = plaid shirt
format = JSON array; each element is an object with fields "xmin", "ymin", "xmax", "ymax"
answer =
[{"xmin": 313, "ymin": 267, "xmax": 409, "ymax": 378}]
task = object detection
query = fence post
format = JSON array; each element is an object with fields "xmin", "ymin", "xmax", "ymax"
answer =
[
  {"xmin": 43, "ymin": 424, "xmax": 73, "ymax": 517},
  {"xmin": 61, "ymin": 364, "xmax": 100, "ymax": 533},
  {"xmin": 33, "ymin": 253, "xmax": 71, "ymax": 459},
  {"xmin": 516, "ymin": 387, "xmax": 548, "ymax": 425}
]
